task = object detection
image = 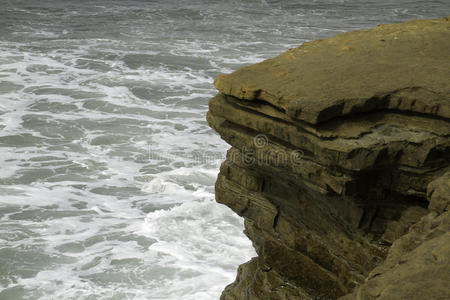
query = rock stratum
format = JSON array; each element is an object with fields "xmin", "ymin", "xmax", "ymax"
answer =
[{"xmin": 207, "ymin": 17, "xmax": 450, "ymax": 299}]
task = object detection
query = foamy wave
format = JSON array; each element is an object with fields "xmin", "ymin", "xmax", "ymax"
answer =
[{"xmin": 142, "ymin": 199, "xmax": 255, "ymax": 299}]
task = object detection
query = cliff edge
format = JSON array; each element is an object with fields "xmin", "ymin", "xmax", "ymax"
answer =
[{"xmin": 207, "ymin": 17, "xmax": 450, "ymax": 299}]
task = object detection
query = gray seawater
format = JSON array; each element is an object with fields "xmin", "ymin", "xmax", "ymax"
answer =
[{"xmin": 0, "ymin": 0, "xmax": 448, "ymax": 299}]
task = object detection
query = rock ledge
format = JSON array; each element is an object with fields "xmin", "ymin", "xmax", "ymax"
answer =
[{"xmin": 208, "ymin": 17, "xmax": 450, "ymax": 300}]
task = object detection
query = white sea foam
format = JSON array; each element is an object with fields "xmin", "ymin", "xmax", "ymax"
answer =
[
  {"xmin": 0, "ymin": 34, "xmax": 248, "ymax": 297},
  {"xmin": 141, "ymin": 198, "xmax": 254, "ymax": 299}
]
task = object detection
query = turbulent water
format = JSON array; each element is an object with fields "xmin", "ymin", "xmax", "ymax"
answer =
[{"xmin": 0, "ymin": 0, "xmax": 448, "ymax": 299}]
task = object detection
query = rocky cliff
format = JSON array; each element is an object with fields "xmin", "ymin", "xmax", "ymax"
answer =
[{"xmin": 207, "ymin": 17, "xmax": 450, "ymax": 300}]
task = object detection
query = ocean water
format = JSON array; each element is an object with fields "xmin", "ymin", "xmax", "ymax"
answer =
[{"xmin": 0, "ymin": 1, "xmax": 448, "ymax": 299}]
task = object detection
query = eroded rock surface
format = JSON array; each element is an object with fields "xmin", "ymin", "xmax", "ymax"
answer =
[
  {"xmin": 208, "ymin": 17, "xmax": 450, "ymax": 300},
  {"xmin": 214, "ymin": 17, "xmax": 450, "ymax": 124},
  {"xmin": 341, "ymin": 172, "xmax": 450, "ymax": 300}
]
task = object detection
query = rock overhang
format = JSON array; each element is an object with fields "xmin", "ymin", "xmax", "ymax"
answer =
[{"xmin": 214, "ymin": 17, "xmax": 450, "ymax": 125}]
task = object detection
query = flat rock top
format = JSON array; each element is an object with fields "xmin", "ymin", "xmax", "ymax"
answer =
[{"xmin": 214, "ymin": 17, "xmax": 450, "ymax": 124}]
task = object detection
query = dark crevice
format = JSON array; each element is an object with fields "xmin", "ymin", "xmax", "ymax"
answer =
[
  {"xmin": 272, "ymin": 208, "xmax": 280, "ymax": 229},
  {"xmin": 220, "ymin": 92, "xmax": 450, "ymax": 128}
]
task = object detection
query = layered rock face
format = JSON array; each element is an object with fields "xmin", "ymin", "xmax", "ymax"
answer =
[{"xmin": 207, "ymin": 17, "xmax": 450, "ymax": 299}]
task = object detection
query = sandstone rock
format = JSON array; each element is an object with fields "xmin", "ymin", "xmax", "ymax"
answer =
[
  {"xmin": 214, "ymin": 17, "xmax": 450, "ymax": 124},
  {"xmin": 341, "ymin": 172, "xmax": 450, "ymax": 300},
  {"xmin": 208, "ymin": 17, "xmax": 450, "ymax": 300}
]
